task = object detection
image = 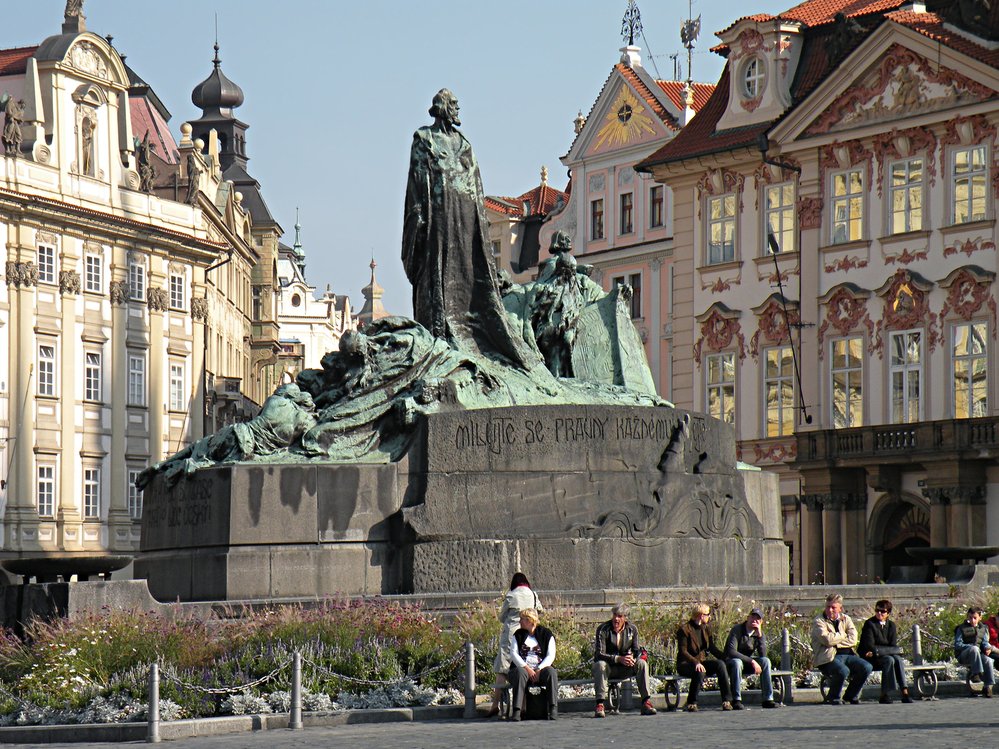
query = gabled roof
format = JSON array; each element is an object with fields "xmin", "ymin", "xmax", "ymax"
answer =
[
  {"xmin": 0, "ymin": 46, "xmax": 38, "ymax": 77},
  {"xmin": 636, "ymin": 2, "xmax": 984, "ymax": 171},
  {"xmin": 486, "ymin": 181, "xmax": 568, "ymax": 219},
  {"xmin": 656, "ymin": 81, "xmax": 715, "ymax": 112}
]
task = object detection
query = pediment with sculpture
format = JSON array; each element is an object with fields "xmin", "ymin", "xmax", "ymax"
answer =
[{"xmin": 806, "ymin": 44, "xmax": 995, "ymax": 136}]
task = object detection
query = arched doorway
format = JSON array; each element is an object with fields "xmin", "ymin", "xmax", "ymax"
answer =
[{"xmin": 869, "ymin": 494, "xmax": 930, "ymax": 581}]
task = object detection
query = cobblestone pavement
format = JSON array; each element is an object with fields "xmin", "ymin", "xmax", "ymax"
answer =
[{"xmin": 11, "ymin": 698, "xmax": 999, "ymax": 749}]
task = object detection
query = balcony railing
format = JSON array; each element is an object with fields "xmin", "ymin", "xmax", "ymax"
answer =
[{"xmin": 796, "ymin": 416, "xmax": 999, "ymax": 464}]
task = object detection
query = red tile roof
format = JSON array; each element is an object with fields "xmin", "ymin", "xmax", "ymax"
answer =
[
  {"xmin": 485, "ymin": 196, "xmax": 522, "ymax": 216},
  {"xmin": 656, "ymin": 81, "xmax": 716, "ymax": 112},
  {"xmin": 0, "ymin": 46, "xmax": 38, "ymax": 77},
  {"xmin": 129, "ymin": 95, "xmax": 180, "ymax": 165},
  {"xmin": 616, "ymin": 64, "xmax": 679, "ymax": 130},
  {"xmin": 486, "ymin": 181, "xmax": 569, "ymax": 218},
  {"xmin": 888, "ymin": 10, "xmax": 999, "ymax": 67}
]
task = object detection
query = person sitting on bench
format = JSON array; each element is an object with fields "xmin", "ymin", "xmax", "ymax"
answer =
[
  {"xmin": 509, "ymin": 608, "xmax": 558, "ymax": 721},
  {"xmin": 592, "ymin": 603, "xmax": 657, "ymax": 718}
]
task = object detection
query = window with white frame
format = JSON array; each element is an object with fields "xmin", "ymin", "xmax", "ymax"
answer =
[
  {"xmin": 628, "ymin": 272, "xmax": 642, "ymax": 319},
  {"xmin": 128, "ymin": 258, "xmax": 146, "ymax": 301},
  {"xmin": 764, "ymin": 183, "xmax": 795, "ymax": 254},
  {"xmin": 37, "ymin": 244, "xmax": 56, "ymax": 284},
  {"xmin": 591, "ymin": 198, "xmax": 604, "ymax": 240},
  {"xmin": 37, "ymin": 344, "xmax": 56, "ymax": 396},
  {"xmin": 83, "ymin": 467, "xmax": 101, "ymax": 519},
  {"xmin": 890, "ymin": 329, "xmax": 922, "ymax": 423},
  {"xmin": 743, "ymin": 58, "xmax": 764, "ymax": 98},
  {"xmin": 831, "ymin": 168, "xmax": 864, "ymax": 244},
  {"xmin": 127, "ymin": 469, "xmax": 143, "ymax": 520},
  {"xmin": 707, "ymin": 194, "xmax": 736, "ymax": 264},
  {"xmin": 619, "ymin": 192, "xmax": 634, "ymax": 234},
  {"xmin": 831, "ymin": 337, "xmax": 864, "ymax": 428},
  {"xmin": 952, "ymin": 146, "xmax": 987, "ymax": 224},
  {"xmin": 889, "ymin": 158, "xmax": 923, "ymax": 234},
  {"xmin": 649, "ymin": 185, "xmax": 665, "ymax": 228},
  {"xmin": 37, "ymin": 465, "xmax": 55, "ymax": 518},
  {"xmin": 169, "ymin": 273, "xmax": 186, "ymax": 310},
  {"xmin": 953, "ymin": 321, "xmax": 987, "ymax": 419},
  {"xmin": 764, "ymin": 345, "xmax": 794, "ymax": 437},
  {"xmin": 84, "ymin": 253, "xmax": 102, "ymax": 293},
  {"xmin": 84, "ymin": 351, "xmax": 102, "ymax": 402},
  {"xmin": 169, "ymin": 362, "xmax": 186, "ymax": 411},
  {"xmin": 706, "ymin": 352, "xmax": 736, "ymax": 424},
  {"xmin": 127, "ymin": 352, "xmax": 146, "ymax": 406}
]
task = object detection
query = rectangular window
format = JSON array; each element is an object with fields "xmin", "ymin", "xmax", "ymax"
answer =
[
  {"xmin": 591, "ymin": 199, "xmax": 604, "ymax": 240},
  {"xmin": 953, "ymin": 321, "xmax": 988, "ymax": 418},
  {"xmin": 706, "ymin": 352, "xmax": 736, "ymax": 424},
  {"xmin": 490, "ymin": 240, "xmax": 501, "ymax": 259},
  {"xmin": 619, "ymin": 192, "xmax": 633, "ymax": 234},
  {"xmin": 707, "ymin": 194, "xmax": 736, "ymax": 264},
  {"xmin": 128, "ymin": 259, "xmax": 146, "ymax": 302},
  {"xmin": 37, "ymin": 465, "xmax": 55, "ymax": 518},
  {"xmin": 649, "ymin": 185, "xmax": 665, "ymax": 228},
  {"xmin": 831, "ymin": 337, "xmax": 864, "ymax": 428},
  {"xmin": 628, "ymin": 272, "xmax": 642, "ymax": 319},
  {"xmin": 765, "ymin": 183, "xmax": 795, "ymax": 254},
  {"xmin": 127, "ymin": 469, "xmax": 143, "ymax": 520},
  {"xmin": 84, "ymin": 253, "xmax": 102, "ymax": 293},
  {"xmin": 169, "ymin": 273, "xmax": 186, "ymax": 310},
  {"xmin": 83, "ymin": 467, "xmax": 100, "ymax": 519},
  {"xmin": 764, "ymin": 345, "xmax": 794, "ymax": 437},
  {"xmin": 890, "ymin": 330, "xmax": 922, "ymax": 423},
  {"xmin": 252, "ymin": 287, "xmax": 262, "ymax": 320},
  {"xmin": 890, "ymin": 158, "xmax": 923, "ymax": 234},
  {"xmin": 170, "ymin": 363, "xmax": 186, "ymax": 411},
  {"xmin": 953, "ymin": 146, "xmax": 987, "ymax": 224},
  {"xmin": 831, "ymin": 168, "xmax": 864, "ymax": 244},
  {"xmin": 37, "ymin": 344, "xmax": 56, "ymax": 396},
  {"xmin": 128, "ymin": 353, "xmax": 146, "ymax": 406},
  {"xmin": 84, "ymin": 351, "xmax": 102, "ymax": 402},
  {"xmin": 37, "ymin": 245, "xmax": 56, "ymax": 284}
]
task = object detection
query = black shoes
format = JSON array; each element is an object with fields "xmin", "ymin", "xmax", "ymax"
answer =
[
  {"xmin": 731, "ymin": 700, "xmax": 745, "ymax": 710},
  {"xmin": 511, "ymin": 709, "xmax": 521, "ymax": 722},
  {"xmin": 547, "ymin": 706, "xmax": 558, "ymax": 720},
  {"xmin": 879, "ymin": 694, "xmax": 892, "ymax": 704},
  {"xmin": 761, "ymin": 700, "xmax": 782, "ymax": 708}
]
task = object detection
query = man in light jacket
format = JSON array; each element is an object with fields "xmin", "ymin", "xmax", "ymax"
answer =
[{"xmin": 811, "ymin": 593, "xmax": 872, "ymax": 704}]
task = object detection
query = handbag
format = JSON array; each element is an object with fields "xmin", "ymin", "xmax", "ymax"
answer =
[{"xmin": 872, "ymin": 645, "xmax": 902, "ymax": 657}]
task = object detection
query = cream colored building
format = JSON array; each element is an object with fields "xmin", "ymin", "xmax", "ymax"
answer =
[
  {"xmin": 0, "ymin": 10, "xmax": 273, "ymax": 565},
  {"xmin": 638, "ymin": 0, "xmax": 999, "ymax": 583}
]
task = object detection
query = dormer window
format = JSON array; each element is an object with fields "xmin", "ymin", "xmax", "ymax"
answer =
[{"xmin": 743, "ymin": 58, "xmax": 765, "ymax": 99}]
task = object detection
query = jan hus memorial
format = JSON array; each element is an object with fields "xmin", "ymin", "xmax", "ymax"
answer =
[{"xmin": 136, "ymin": 90, "xmax": 786, "ymax": 600}]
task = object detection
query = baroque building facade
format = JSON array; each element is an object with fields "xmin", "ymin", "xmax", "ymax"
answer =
[
  {"xmin": 638, "ymin": 0, "xmax": 999, "ymax": 583},
  {"xmin": 0, "ymin": 10, "xmax": 275, "ymax": 565}
]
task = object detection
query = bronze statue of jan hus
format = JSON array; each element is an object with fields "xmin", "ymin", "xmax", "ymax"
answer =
[{"xmin": 402, "ymin": 89, "xmax": 535, "ymax": 369}]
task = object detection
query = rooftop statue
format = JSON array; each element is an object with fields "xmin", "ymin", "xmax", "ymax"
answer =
[{"xmin": 139, "ymin": 92, "xmax": 665, "ymax": 487}]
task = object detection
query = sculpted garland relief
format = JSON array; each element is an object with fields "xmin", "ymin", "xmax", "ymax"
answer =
[
  {"xmin": 816, "ymin": 286, "xmax": 874, "ymax": 359},
  {"xmin": 692, "ymin": 307, "xmax": 746, "ymax": 366},
  {"xmin": 67, "ymin": 41, "xmax": 108, "ymax": 80}
]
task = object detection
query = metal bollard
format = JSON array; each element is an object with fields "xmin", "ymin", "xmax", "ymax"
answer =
[
  {"xmin": 290, "ymin": 651, "xmax": 303, "ymax": 730},
  {"xmin": 464, "ymin": 642, "xmax": 476, "ymax": 719},
  {"xmin": 912, "ymin": 624, "xmax": 924, "ymax": 666},
  {"xmin": 622, "ymin": 678, "xmax": 634, "ymax": 711},
  {"xmin": 780, "ymin": 628, "xmax": 793, "ymax": 705},
  {"xmin": 147, "ymin": 662, "xmax": 161, "ymax": 743}
]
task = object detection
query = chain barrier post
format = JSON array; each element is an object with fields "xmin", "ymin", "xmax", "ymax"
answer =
[
  {"xmin": 780, "ymin": 628, "xmax": 791, "ymax": 671},
  {"xmin": 147, "ymin": 662, "xmax": 161, "ymax": 744},
  {"xmin": 290, "ymin": 651, "xmax": 303, "ymax": 730},
  {"xmin": 463, "ymin": 642, "xmax": 476, "ymax": 719},
  {"xmin": 912, "ymin": 624, "xmax": 923, "ymax": 666}
]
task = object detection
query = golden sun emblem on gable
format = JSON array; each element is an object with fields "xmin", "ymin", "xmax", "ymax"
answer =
[{"xmin": 593, "ymin": 87, "xmax": 657, "ymax": 150}]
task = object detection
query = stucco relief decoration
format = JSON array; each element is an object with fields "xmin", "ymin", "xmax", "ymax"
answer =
[
  {"xmin": 4, "ymin": 261, "xmax": 38, "ymax": 288},
  {"xmin": 762, "ymin": 266, "xmax": 799, "ymax": 285},
  {"xmin": 797, "ymin": 197, "xmax": 823, "ymax": 229},
  {"xmin": 191, "ymin": 297, "xmax": 209, "ymax": 322},
  {"xmin": 872, "ymin": 126, "xmax": 937, "ymax": 195},
  {"xmin": 943, "ymin": 237, "xmax": 997, "ymax": 258},
  {"xmin": 59, "ymin": 270, "xmax": 81, "ymax": 295},
  {"xmin": 805, "ymin": 45, "xmax": 994, "ymax": 136},
  {"xmin": 824, "ymin": 255, "xmax": 868, "ymax": 273},
  {"xmin": 939, "ymin": 114, "xmax": 998, "ymax": 192},
  {"xmin": 109, "ymin": 279, "xmax": 127, "ymax": 305},
  {"xmin": 695, "ymin": 168, "xmax": 745, "ymax": 218},
  {"xmin": 67, "ymin": 41, "xmax": 109, "ymax": 80},
  {"xmin": 146, "ymin": 287, "xmax": 168, "ymax": 312},
  {"xmin": 593, "ymin": 86, "xmax": 658, "ymax": 151},
  {"xmin": 729, "ymin": 29, "xmax": 772, "ymax": 61},
  {"xmin": 749, "ymin": 299, "xmax": 799, "ymax": 359},
  {"xmin": 702, "ymin": 275, "xmax": 739, "ymax": 293},
  {"xmin": 885, "ymin": 247, "xmax": 928, "ymax": 266},
  {"xmin": 752, "ymin": 441, "xmax": 796, "ymax": 464},
  {"xmin": 817, "ymin": 286, "xmax": 874, "ymax": 359},
  {"xmin": 939, "ymin": 268, "xmax": 993, "ymax": 322},
  {"xmin": 875, "ymin": 269, "xmax": 939, "ymax": 355},
  {"xmin": 819, "ymin": 140, "xmax": 872, "ymax": 202},
  {"xmin": 752, "ymin": 160, "xmax": 800, "ymax": 209},
  {"xmin": 692, "ymin": 307, "xmax": 746, "ymax": 366}
]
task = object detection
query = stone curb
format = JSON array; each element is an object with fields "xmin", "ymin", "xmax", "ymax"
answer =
[{"xmin": 0, "ymin": 683, "xmax": 981, "ymax": 744}]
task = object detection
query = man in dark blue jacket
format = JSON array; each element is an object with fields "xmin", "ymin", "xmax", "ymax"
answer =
[{"xmin": 724, "ymin": 608, "xmax": 780, "ymax": 709}]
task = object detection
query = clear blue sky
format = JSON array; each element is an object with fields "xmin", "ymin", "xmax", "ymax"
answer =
[{"xmin": 11, "ymin": 0, "xmax": 791, "ymax": 316}]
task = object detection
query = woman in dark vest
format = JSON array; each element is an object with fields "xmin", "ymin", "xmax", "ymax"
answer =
[{"xmin": 508, "ymin": 607, "xmax": 558, "ymax": 721}]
